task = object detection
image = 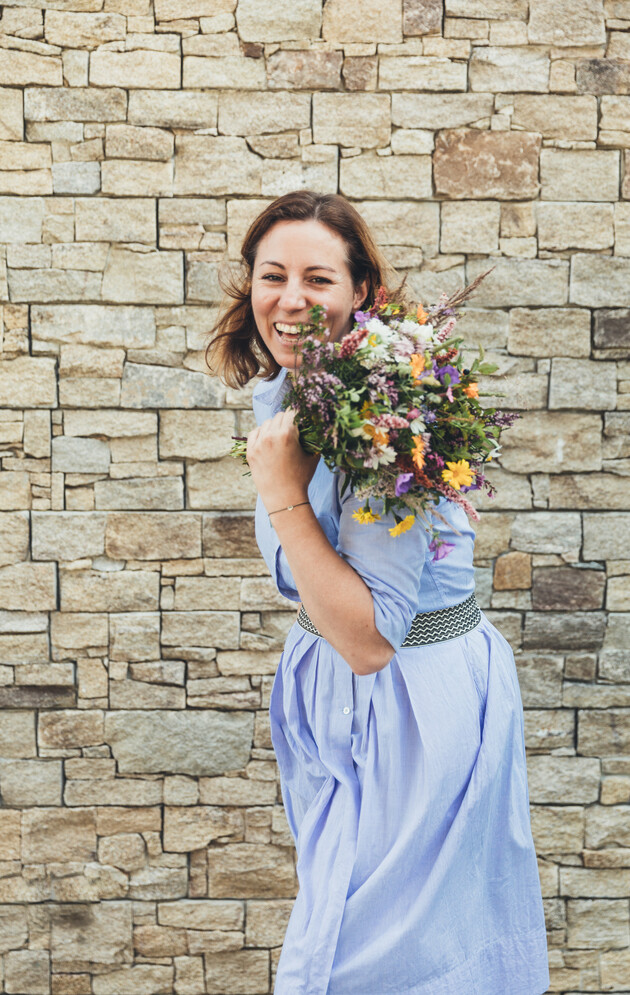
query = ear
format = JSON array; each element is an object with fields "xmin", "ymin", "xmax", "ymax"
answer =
[{"xmin": 353, "ymin": 278, "xmax": 370, "ymax": 310}]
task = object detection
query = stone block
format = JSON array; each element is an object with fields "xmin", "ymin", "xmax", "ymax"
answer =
[
  {"xmin": 323, "ymin": 0, "xmax": 402, "ymax": 43},
  {"xmin": 355, "ymin": 200, "xmax": 439, "ymax": 257},
  {"xmin": 175, "ymin": 577, "xmax": 240, "ymax": 611},
  {"xmin": 440, "ymin": 201, "xmax": 500, "ymax": 254},
  {"xmin": 92, "ymin": 964, "xmax": 173, "ymax": 994},
  {"xmin": 32, "ymin": 511, "xmax": 106, "ymax": 561},
  {"xmin": 578, "ymin": 58, "xmax": 630, "ymax": 96},
  {"xmin": 549, "ymin": 357, "xmax": 616, "ymax": 410},
  {"xmin": 5, "ymin": 950, "xmax": 50, "ymax": 995},
  {"xmin": 508, "ymin": 308, "xmax": 590, "ymax": 358},
  {"xmin": 470, "ymin": 46, "xmax": 549, "ymax": 92},
  {"xmin": 207, "ymin": 843, "xmax": 297, "ymax": 899},
  {"xmin": 434, "ymin": 130, "xmax": 540, "ymax": 200},
  {"xmin": 0, "ymin": 196, "xmax": 45, "ymax": 243},
  {"xmin": 601, "ymin": 949, "xmax": 630, "ymax": 990},
  {"xmin": 187, "ymin": 459, "xmax": 257, "ymax": 511},
  {"xmin": 261, "ymin": 151, "xmax": 339, "ymax": 197},
  {"xmin": 578, "ymin": 709, "xmax": 630, "ymax": 756},
  {"xmin": 0, "ymin": 758, "xmax": 62, "ymax": 806},
  {"xmin": 202, "ymin": 514, "xmax": 258, "ymax": 558},
  {"xmin": 52, "ymin": 437, "xmax": 111, "ymax": 474},
  {"xmin": 0, "ymin": 88, "xmax": 24, "ymax": 142},
  {"xmin": 0, "ymin": 511, "xmax": 29, "ymax": 567},
  {"xmin": 566, "ymin": 899, "xmax": 630, "ymax": 949},
  {"xmin": 106, "ymin": 709, "xmax": 254, "ymax": 775},
  {"xmin": 341, "ymin": 153, "xmax": 431, "ymax": 199},
  {"xmin": 0, "ymin": 562, "xmax": 56, "ymax": 610},
  {"xmin": 0, "ymin": 710, "xmax": 37, "ymax": 757},
  {"xmin": 52, "ymin": 161, "xmax": 100, "ymax": 195},
  {"xmin": 94, "ymin": 478, "xmax": 184, "ymax": 511},
  {"xmin": 51, "ymin": 611, "xmax": 108, "ymax": 650},
  {"xmin": 549, "ymin": 472, "xmax": 630, "ymax": 510},
  {"xmin": 0, "ymin": 810, "xmax": 21, "ymax": 859},
  {"xmin": 584, "ymin": 513, "xmax": 630, "ymax": 560},
  {"xmin": 313, "ymin": 93, "xmax": 390, "ymax": 148},
  {"xmin": 200, "ymin": 777, "xmax": 276, "ymax": 806},
  {"xmin": 204, "ymin": 949, "xmax": 270, "ymax": 995},
  {"xmin": 183, "ymin": 54, "xmax": 266, "ymax": 90},
  {"xmin": 120, "ymin": 363, "xmax": 223, "ymax": 409},
  {"xmin": 105, "ymin": 124, "xmax": 173, "ymax": 161},
  {"xmin": 403, "ymin": 0, "xmax": 443, "ymax": 35},
  {"xmin": 494, "ymin": 551, "xmax": 531, "ymax": 590},
  {"xmin": 75, "ymin": 198, "xmax": 156, "ymax": 243},
  {"xmin": 8, "ymin": 267, "xmax": 101, "ymax": 303},
  {"xmin": 380, "ymin": 56, "xmax": 467, "ymax": 91},
  {"xmin": 530, "ymin": 805, "xmax": 584, "ymax": 853},
  {"xmin": 32, "ymin": 305, "xmax": 156, "ymax": 351},
  {"xmin": 512, "ymin": 95, "xmax": 597, "ymax": 140},
  {"xmin": 106, "ymin": 513, "xmax": 202, "ymax": 560},
  {"xmin": 527, "ymin": 756, "xmax": 600, "ymax": 804},
  {"xmin": 159, "ymin": 410, "xmax": 234, "ymax": 461},
  {"xmin": 446, "ymin": 0, "xmax": 526, "ymax": 14},
  {"xmin": 529, "ymin": 0, "xmax": 605, "ymax": 45},
  {"xmin": 0, "ymin": 356, "xmax": 56, "ymax": 408},
  {"xmin": 25, "ymin": 86, "xmax": 126, "ymax": 123},
  {"xmin": 64, "ymin": 409, "xmax": 157, "ymax": 438},
  {"xmin": 541, "ymin": 150, "xmax": 620, "ymax": 202},
  {"xmin": 267, "ymin": 49, "xmax": 343, "ymax": 90},
  {"xmin": 109, "ymin": 612, "xmax": 160, "ymax": 661},
  {"xmin": 523, "ymin": 612, "xmax": 606, "ymax": 651},
  {"xmin": 0, "ymin": 471, "xmax": 29, "ymax": 511},
  {"xmin": 511, "ymin": 512, "xmax": 582, "ymax": 555},
  {"xmin": 164, "ymin": 806, "xmax": 243, "ymax": 851},
  {"xmin": 174, "ymin": 136, "xmax": 262, "ymax": 196},
  {"xmin": 102, "ymin": 248, "xmax": 183, "ymax": 306},
  {"xmin": 0, "ymin": 49, "xmax": 61, "ymax": 86},
  {"xmin": 23, "ymin": 410, "xmax": 51, "ymax": 459},
  {"xmin": 45, "ymin": 9, "xmax": 126, "ymax": 46},
  {"xmin": 158, "ymin": 899, "xmax": 243, "ymax": 931},
  {"xmin": 128, "ymin": 90, "xmax": 218, "ymax": 130},
  {"xmin": 392, "ymin": 92, "xmax": 493, "ymax": 129},
  {"xmin": 161, "ymin": 610, "xmax": 239, "ymax": 648},
  {"xmin": 586, "ymin": 805, "xmax": 630, "ymax": 848},
  {"xmin": 538, "ymin": 202, "xmax": 614, "ymax": 251},
  {"xmin": 50, "ymin": 901, "xmax": 133, "ymax": 968},
  {"xmin": 502, "ymin": 411, "xmax": 602, "ymax": 473},
  {"xmin": 607, "ymin": 576, "xmax": 630, "ymax": 611},
  {"xmin": 532, "ymin": 567, "xmax": 605, "ymax": 611},
  {"xmin": 60, "ymin": 569, "xmax": 160, "ymax": 612},
  {"xmin": 237, "ymin": 0, "xmax": 321, "ymax": 41},
  {"xmin": 467, "ymin": 258, "xmax": 568, "ymax": 306},
  {"xmin": 155, "ymin": 0, "xmax": 235, "ymax": 17},
  {"xmin": 22, "ymin": 807, "xmax": 97, "ymax": 862},
  {"xmin": 600, "ymin": 96, "xmax": 630, "ymax": 145},
  {"xmin": 245, "ymin": 900, "xmax": 294, "ymax": 947},
  {"xmin": 219, "ymin": 92, "xmax": 310, "ymax": 136},
  {"xmin": 571, "ymin": 253, "xmax": 630, "ymax": 307},
  {"xmin": 0, "ymin": 904, "xmax": 28, "ymax": 954},
  {"xmin": 90, "ymin": 49, "xmax": 180, "ymax": 88}
]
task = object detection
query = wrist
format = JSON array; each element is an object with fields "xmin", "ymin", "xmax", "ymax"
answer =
[{"xmin": 261, "ymin": 491, "xmax": 310, "ymax": 515}]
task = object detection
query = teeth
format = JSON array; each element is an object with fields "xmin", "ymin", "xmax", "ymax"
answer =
[{"xmin": 275, "ymin": 322, "xmax": 312, "ymax": 335}]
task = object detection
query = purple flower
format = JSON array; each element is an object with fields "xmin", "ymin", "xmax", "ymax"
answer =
[
  {"xmin": 424, "ymin": 410, "xmax": 437, "ymax": 423},
  {"xmin": 395, "ymin": 472, "xmax": 415, "ymax": 496},
  {"xmin": 434, "ymin": 363, "xmax": 460, "ymax": 385},
  {"xmin": 354, "ymin": 310, "xmax": 371, "ymax": 325},
  {"xmin": 428, "ymin": 537, "xmax": 455, "ymax": 561}
]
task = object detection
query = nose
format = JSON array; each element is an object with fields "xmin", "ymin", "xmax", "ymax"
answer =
[{"xmin": 277, "ymin": 277, "xmax": 307, "ymax": 312}]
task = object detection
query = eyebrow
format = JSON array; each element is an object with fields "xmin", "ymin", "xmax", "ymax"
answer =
[{"xmin": 259, "ymin": 260, "xmax": 337, "ymax": 273}]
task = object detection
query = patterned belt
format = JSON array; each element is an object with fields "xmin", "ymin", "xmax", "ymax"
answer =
[{"xmin": 296, "ymin": 592, "xmax": 481, "ymax": 647}]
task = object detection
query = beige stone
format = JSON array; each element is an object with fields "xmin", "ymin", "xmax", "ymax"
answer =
[
  {"xmin": 541, "ymin": 150, "xmax": 620, "ymax": 202},
  {"xmin": 92, "ymin": 964, "xmax": 174, "ymax": 995},
  {"xmin": 313, "ymin": 93, "xmax": 390, "ymax": 148},
  {"xmin": 500, "ymin": 411, "xmax": 602, "ymax": 472},
  {"xmin": 341, "ymin": 153, "xmax": 431, "ymax": 199},
  {"xmin": 0, "ymin": 472, "xmax": 30, "ymax": 512},
  {"xmin": 0, "ymin": 710, "xmax": 37, "ymax": 758},
  {"xmin": 0, "ymin": 196, "xmax": 45, "ymax": 243},
  {"xmin": 549, "ymin": 358, "xmax": 617, "ymax": 410},
  {"xmin": 512, "ymin": 95, "xmax": 597, "ymax": 140},
  {"xmin": 236, "ymin": 0, "xmax": 320, "ymax": 40},
  {"xmin": 182, "ymin": 54, "xmax": 265, "ymax": 90},
  {"xmin": 99, "ymin": 833, "xmax": 146, "ymax": 872},
  {"xmin": 161, "ymin": 610, "xmax": 239, "ymax": 648},
  {"xmin": 158, "ymin": 899, "xmax": 243, "ymax": 930},
  {"xmin": 467, "ymin": 258, "xmax": 568, "ymax": 306},
  {"xmin": 323, "ymin": 0, "xmax": 402, "ymax": 43},
  {"xmin": 22, "ymin": 806, "xmax": 97, "ymax": 862},
  {"xmin": 105, "ymin": 124, "xmax": 173, "ymax": 160},
  {"xmin": 530, "ymin": 805, "xmax": 584, "ymax": 853},
  {"xmin": 102, "ymin": 247, "xmax": 182, "ymax": 305},
  {"xmin": 164, "ymin": 806, "xmax": 243, "ymax": 851},
  {"xmin": 508, "ymin": 308, "xmax": 591, "ymax": 357},
  {"xmin": 355, "ymin": 200, "xmax": 439, "ymax": 257},
  {"xmin": 0, "ymin": 511, "xmax": 29, "ymax": 567},
  {"xmin": 0, "ymin": 89, "xmax": 24, "ymax": 142},
  {"xmin": 45, "ymin": 10, "xmax": 126, "ymax": 47},
  {"xmin": 0, "ymin": 758, "xmax": 62, "ymax": 807},
  {"xmin": 494, "ymin": 551, "xmax": 532, "ymax": 590},
  {"xmin": 90, "ymin": 50, "xmax": 180, "ymax": 88},
  {"xmin": 32, "ymin": 511, "xmax": 106, "ymax": 560},
  {"xmin": 25, "ymin": 86, "xmax": 126, "ymax": 123},
  {"xmin": 109, "ymin": 612, "xmax": 160, "ymax": 660},
  {"xmin": 392, "ymin": 92, "xmax": 493, "ymax": 129},
  {"xmin": 51, "ymin": 611, "xmax": 108, "ymax": 650},
  {"xmin": 0, "ymin": 809, "xmax": 21, "ymax": 860},
  {"xmin": 219, "ymin": 92, "xmax": 310, "ymax": 137},
  {"xmin": 128, "ymin": 90, "xmax": 218, "ymax": 129},
  {"xmin": 600, "ymin": 95, "xmax": 630, "ymax": 146},
  {"xmin": 566, "ymin": 899, "xmax": 630, "ymax": 949},
  {"xmin": 267, "ymin": 49, "xmax": 342, "ymax": 90},
  {"xmin": 571, "ymin": 253, "xmax": 630, "ymax": 307},
  {"xmin": 537, "ymin": 202, "xmax": 614, "ymax": 251},
  {"xmin": 4, "ymin": 950, "xmax": 50, "ymax": 995},
  {"xmin": 380, "ymin": 56, "xmax": 467, "ymax": 91},
  {"xmin": 0, "ymin": 562, "xmax": 56, "ymax": 610},
  {"xmin": 60, "ymin": 569, "xmax": 160, "ymax": 612},
  {"xmin": 205, "ymin": 950, "xmax": 270, "ymax": 995},
  {"xmin": 434, "ymin": 131, "xmax": 540, "ymax": 200},
  {"xmin": 0, "ymin": 356, "xmax": 56, "ymax": 408},
  {"xmin": 174, "ymin": 136, "xmax": 262, "ymax": 196},
  {"xmin": 106, "ymin": 513, "xmax": 201, "ymax": 560},
  {"xmin": 187, "ymin": 458, "xmax": 257, "ymax": 511},
  {"xmin": 159, "ymin": 410, "xmax": 235, "ymax": 461},
  {"xmin": 446, "ymin": 0, "xmax": 527, "ymax": 15},
  {"xmin": 94, "ymin": 477, "xmax": 184, "ymax": 510},
  {"xmin": 155, "ymin": 0, "xmax": 235, "ymax": 17},
  {"xmin": 584, "ymin": 513, "xmax": 630, "ymax": 560},
  {"xmin": 0, "ymin": 49, "xmax": 62, "ymax": 86},
  {"xmin": 403, "ymin": 0, "xmax": 443, "ymax": 35},
  {"xmin": 101, "ymin": 159, "xmax": 173, "ymax": 197},
  {"xmin": 32, "ymin": 305, "xmax": 156, "ymax": 351},
  {"xmin": 175, "ymin": 576, "xmax": 240, "ymax": 611},
  {"xmin": 440, "ymin": 201, "xmax": 500, "ymax": 254},
  {"xmin": 529, "ymin": 0, "xmax": 606, "ymax": 45},
  {"xmin": 470, "ymin": 46, "xmax": 550, "ymax": 92},
  {"xmin": 262, "ymin": 150, "xmax": 339, "ymax": 197},
  {"xmin": 207, "ymin": 843, "xmax": 297, "ymax": 899}
]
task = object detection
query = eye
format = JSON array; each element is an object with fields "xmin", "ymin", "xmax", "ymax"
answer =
[
  {"xmin": 261, "ymin": 273, "xmax": 282, "ymax": 281},
  {"xmin": 311, "ymin": 276, "xmax": 331, "ymax": 284}
]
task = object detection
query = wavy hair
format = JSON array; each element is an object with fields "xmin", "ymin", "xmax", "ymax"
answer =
[{"xmin": 205, "ymin": 190, "xmax": 400, "ymax": 388}]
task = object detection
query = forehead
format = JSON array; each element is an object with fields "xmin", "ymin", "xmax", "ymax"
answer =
[{"xmin": 255, "ymin": 219, "xmax": 349, "ymax": 268}]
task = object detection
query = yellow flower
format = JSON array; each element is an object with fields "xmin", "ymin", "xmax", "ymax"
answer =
[
  {"xmin": 389, "ymin": 515, "xmax": 415, "ymax": 537},
  {"xmin": 441, "ymin": 459, "xmax": 474, "ymax": 490},
  {"xmin": 368, "ymin": 332, "xmax": 378, "ymax": 347},
  {"xmin": 373, "ymin": 429, "xmax": 389, "ymax": 447},
  {"xmin": 410, "ymin": 353, "xmax": 426, "ymax": 380},
  {"xmin": 411, "ymin": 434, "xmax": 426, "ymax": 469},
  {"xmin": 352, "ymin": 506, "xmax": 381, "ymax": 524},
  {"xmin": 360, "ymin": 400, "xmax": 373, "ymax": 419}
]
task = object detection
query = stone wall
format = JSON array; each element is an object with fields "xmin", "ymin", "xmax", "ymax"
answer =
[{"xmin": 0, "ymin": 0, "xmax": 629, "ymax": 992}]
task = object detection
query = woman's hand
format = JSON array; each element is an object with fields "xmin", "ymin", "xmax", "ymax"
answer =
[{"xmin": 246, "ymin": 409, "xmax": 320, "ymax": 511}]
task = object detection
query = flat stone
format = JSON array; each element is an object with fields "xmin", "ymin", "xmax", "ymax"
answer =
[
  {"xmin": 403, "ymin": 0, "xmax": 443, "ymax": 34},
  {"xmin": 51, "ymin": 901, "xmax": 133, "ymax": 969},
  {"xmin": 155, "ymin": 0, "xmax": 235, "ymax": 17},
  {"xmin": 106, "ymin": 124, "xmax": 173, "ymax": 161},
  {"xmin": 0, "ymin": 562, "xmax": 56, "ymax": 611},
  {"xmin": 25, "ymin": 86, "xmax": 127, "ymax": 123},
  {"xmin": 261, "ymin": 151, "xmax": 339, "ymax": 197},
  {"xmin": 566, "ymin": 899, "xmax": 630, "ymax": 949},
  {"xmin": 105, "ymin": 513, "xmax": 201, "ymax": 560},
  {"xmin": 158, "ymin": 410, "xmax": 234, "ymax": 461},
  {"xmin": 508, "ymin": 307, "xmax": 591, "ymax": 357},
  {"xmin": 0, "ymin": 357, "xmax": 56, "ymax": 408},
  {"xmin": 0, "ymin": 511, "xmax": 29, "ymax": 567},
  {"xmin": 313, "ymin": 93, "xmax": 390, "ymax": 148},
  {"xmin": 584, "ymin": 513, "xmax": 630, "ymax": 560},
  {"xmin": 4, "ymin": 950, "xmax": 50, "ymax": 995},
  {"xmin": 541, "ymin": 150, "xmax": 620, "ymax": 201},
  {"xmin": 515, "ymin": 655, "xmax": 563, "ymax": 708},
  {"xmin": 549, "ymin": 357, "xmax": 617, "ymax": 410},
  {"xmin": 92, "ymin": 964, "xmax": 173, "ymax": 995},
  {"xmin": 174, "ymin": 136, "xmax": 262, "ymax": 196},
  {"xmin": 204, "ymin": 950, "xmax": 270, "ymax": 995},
  {"xmin": 538, "ymin": 201, "xmax": 614, "ymax": 251},
  {"xmin": 120, "ymin": 364, "xmax": 223, "ymax": 409},
  {"xmin": 90, "ymin": 49, "xmax": 180, "ymax": 88},
  {"xmin": 32, "ymin": 304, "xmax": 156, "ymax": 351},
  {"xmin": 109, "ymin": 612, "xmax": 160, "ymax": 661},
  {"xmin": 32, "ymin": 511, "xmax": 106, "ymax": 561},
  {"xmin": 0, "ymin": 758, "xmax": 62, "ymax": 806},
  {"xmin": 572, "ymin": 253, "xmax": 630, "ymax": 307},
  {"xmin": 161, "ymin": 610, "xmax": 239, "ymax": 649},
  {"xmin": 0, "ymin": 904, "xmax": 28, "ymax": 954},
  {"xmin": 392, "ymin": 92, "xmax": 494, "ymax": 129},
  {"xmin": 219, "ymin": 91, "xmax": 310, "ymax": 136},
  {"xmin": 8, "ymin": 267, "xmax": 101, "ymax": 303},
  {"xmin": 0, "ymin": 196, "xmax": 45, "ymax": 243},
  {"xmin": 238, "ymin": 0, "xmax": 321, "ymax": 41},
  {"xmin": 512, "ymin": 95, "xmax": 597, "ymax": 140},
  {"xmin": 586, "ymin": 805, "xmax": 630, "ymax": 848},
  {"xmin": 493, "ymin": 551, "xmax": 531, "ymax": 590},
  {"xmin": 128, "ymin": 90, "xmax": 218, "ymax": 129},
  {"xmin": 22, "ymin": 807, "xmax": 96, "ymax": 862},
  {"xmin": 594, "ymin": 308, "xmax": 630, "ymax": 350},
  {"xmin": 187, "ymin": 459, "xmax": 257, "ymax": 512},
  {"xmin": 175, "ymin": 577, "xmax": 240, "ymax": 611},
  {"xmin": 75, "ymin": 198, "xmax": 156, "ymax": 243},
  {"xmin": 245, "ymin": 899, "xmax": 294, "ymax": 947},
  {"xmin": 158, "ymin": 899, "xmax": 243, "ymax": 931},
  {"xmin": 529, "ymin": 0, "xmax": 605, "ymax": 45},
  {"xmin": 467, "ymin": 258, "xmax": 568, "ymax": 306},
  {"xmin": 549, "ymin": 473, "xmax": 630, "ymax": 510},
  {"xmin": 183, "ymin": 54, "xmax": 266, "ymax": 90},
  {"xmin": 434, "ymin": 130, "xmax": 540, "ymax": 199},
  {"xmin": 64, "ymin": 409, "xmax": 157, "ymax": 438},
  {"xmin": 45, "ymin": 10, "xmax": 126, "ymax": 47},
  {"xmin": 0, "ymin": 88, "xmax": 24, "ymax": 142},
  {"xmin": 523, "ymin": 612, "xmax": 606, "ymax": 651},
  {"xmin": 577, "ymin": 59, "xmax": 630, "ymax": 96},
  {"xmin": 202, "ymin": 514, "xmax": 258, "ymax": 558},
  {"xmin": 207, "ymin": 843, "xmax": 297, "ymax": 899},
  {"xmin": 52, "ymin": 437, "xmax": 111, "ymax": 474},
  {"xmin": 267, "ymin": 49, "xmax": 342, "ymax": 89},
  {"xmin": 0, "ymin": 686, "xmax": 75, "ymax": 709},
  {"xmin": 51, "ymin": 611, "xmax": 108, "ymax": 650},
  {"xmin": 163, "ymin": 805, "xmax": 243, "ymax": 851},
  {"xmin": 380, "ymin": 56, "xmax": 467, "ymax": 91},
  {"xmin": 94, "ymin": 478, "xmax": 183, "ymax": 511},
  {"xmin": 532, "ymin": 567, "xmax": 606, "ymax": 611},
  {"xmin": 106, "ymin": 710, "xmax": 254, "ymax": 775},
  {"xmin": 341, "ymin": 152, "xmax": 431, "ymax": 199},
  {"xmin": 102, "ymin": 248, "xmax": 183, "ymax": 306},
  {"xmin": 355, "ymin": 200, "xmax": 439, "ymax": 257},
  {"xmin": 0, "ymin": 471, "xmax": 30, "ymax": 511},
  {"xmin": 60, "ymin": 569, "xmax": 160, "ymax": 612},
  {"xmin": 578, "ymin": 708, "xmax": 630, "ymax": 756},
  {"xmin": 0, "ymin": 710, "xmax": 37, "ymax": 758},
  {"xmin": 446, "ymin": 0, "xmax": 527, "ymax": 14},
  {"xmin": 0, "ymin": 49, "xmax": 61, "ymax": 86},
  {"xmin": 527, "ymin": 756, "xmax": 601, "ymax": 804},
  {"xmin": 469, "ymin": 46, "xmax": 549, "ymax": 92},
  {"xmin": 441, "ymin": 201, "xmax": 500, "ymax": 254},
  {"xmin": 52, "ymin": 161, "xmax": 100, "ymax": 195}
]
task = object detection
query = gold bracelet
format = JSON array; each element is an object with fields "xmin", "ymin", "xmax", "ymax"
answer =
[{"xmin": 268, "ymin": 500, "xmax": 310, "ymax": 522}]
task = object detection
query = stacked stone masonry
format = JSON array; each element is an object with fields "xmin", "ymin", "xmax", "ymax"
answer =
[{"xmin": 0, "ymin": 0, "xmax": 629, "ymax": 991}]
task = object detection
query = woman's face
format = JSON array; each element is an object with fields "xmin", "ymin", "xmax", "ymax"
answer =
[{"xmin": 251, "ymin": 219, "xmax": 368, "ymax": 369}]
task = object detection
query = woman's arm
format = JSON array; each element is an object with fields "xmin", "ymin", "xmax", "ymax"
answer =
[{"xmin": 247, "ymin": 409, "xmax": 396, "ymax": 676}]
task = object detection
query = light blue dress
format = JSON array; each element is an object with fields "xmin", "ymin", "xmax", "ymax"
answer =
[{"xmin": 253, "ymin": 367, "xmax": 550, "ymax": 995}]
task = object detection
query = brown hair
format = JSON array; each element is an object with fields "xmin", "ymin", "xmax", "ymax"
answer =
[{"xmin": 205, "ymin": 190, "xmax": 400, "ymax": 388}]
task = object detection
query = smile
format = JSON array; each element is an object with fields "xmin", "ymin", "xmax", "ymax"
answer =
[{"xmin": 274, "ymin": 322, "xmax": 314, "ymax": 340}]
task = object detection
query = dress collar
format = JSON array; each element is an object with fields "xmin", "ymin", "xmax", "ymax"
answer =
[{"xmin": 253, "ymin": 365, "xmax": 291, "ymax": 416}]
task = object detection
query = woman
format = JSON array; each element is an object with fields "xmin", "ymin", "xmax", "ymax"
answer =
[{"xmin": 208, "ymin": 190, "xmax": 550, "ymax": 995}]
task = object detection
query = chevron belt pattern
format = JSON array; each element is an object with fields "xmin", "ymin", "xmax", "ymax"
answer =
[{"xmin": 296, "ymin": 592, "xmax": 481, "ymax": 647}]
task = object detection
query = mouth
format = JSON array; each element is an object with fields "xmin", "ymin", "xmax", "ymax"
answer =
[{"xmin": 274, "ymin": 321, "xmax": 315, "ymax": 343}]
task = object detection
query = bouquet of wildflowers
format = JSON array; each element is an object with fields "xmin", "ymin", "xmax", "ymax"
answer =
[{"xmin": 233, "ymin": 272, "xmax": 518, "ymax": 558}]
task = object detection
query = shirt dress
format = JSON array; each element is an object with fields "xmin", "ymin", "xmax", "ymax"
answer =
[{"xmin": 252, "ymin": 367, "xmax": 550, "ymax": 995}]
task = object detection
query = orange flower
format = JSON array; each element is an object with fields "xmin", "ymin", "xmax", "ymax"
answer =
[
  {"xmin": 373, "ymin": 429, "xmax": 389, "ymax": 446},
  {"xmin": 416, "ymin": 304, "xmax": 428, "ymax": 325},
  {"xmin": 360, "ymin": 400, "xmax": 373, "ymax": 419},
  {"xmin": 411, "ymin": 434, "xmax": 426, "ymax": 469},
  {"xmin": 410, "ymin": 353, "xmax": 425, "ymax": 380},
  {"xmin": 463, "ymin": 382, "xmax": 479, "ymax": 399},
  {"xmin": 363, "ymin": 423, "xmax": 375, "ymax": 438}
]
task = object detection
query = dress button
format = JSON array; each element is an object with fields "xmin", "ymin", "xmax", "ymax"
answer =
[{"xmin": 343, "ymin": 706, "xmax": 350, "ymax": 714}]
